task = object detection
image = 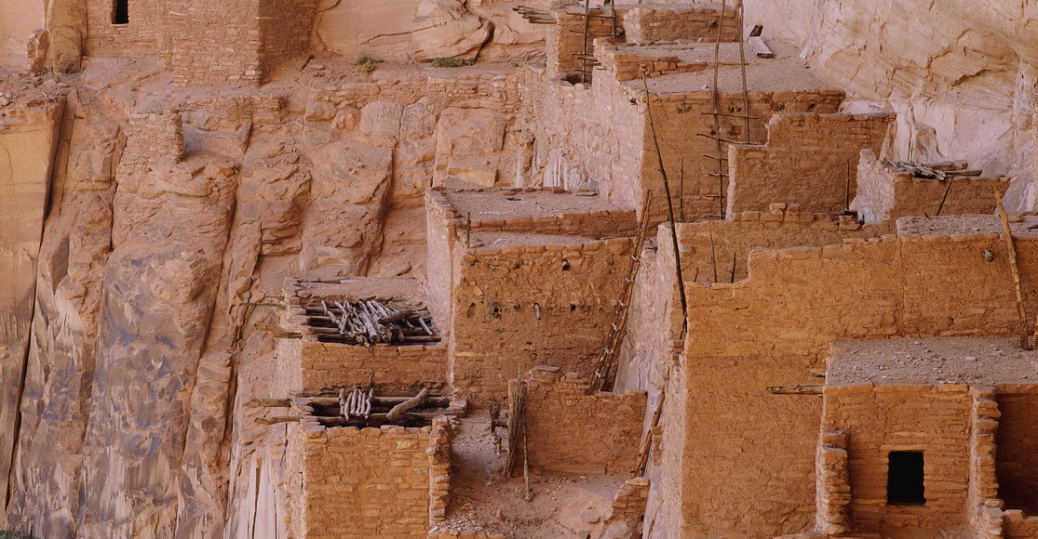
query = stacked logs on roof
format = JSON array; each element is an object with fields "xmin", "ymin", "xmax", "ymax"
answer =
[
  {"xmin": 884, "ymin": 159, "xmax": 982, "ymax": 180},
  {"xmin": 252, "ymin": 388, "xmax": 467, "ymax": 428},
  {"xmin": 302, "ymin": 299, "xmax": 439, "ymax": 346},
  {"xmin": 513, "ymin": 5, "xmax": 555, "ymax": 24}
]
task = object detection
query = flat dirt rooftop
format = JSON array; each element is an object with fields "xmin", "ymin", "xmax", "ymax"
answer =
[
  {"xmin": 441, "ymin": 189, "xmax": 632, "ymax": 222},
  {"xmin": 827, "ymin": 337, "xmax": 1038, "ymax": 387},
  {"xmin": 632, "ymin": 41, "xmax": 842, "ymax": 95}
]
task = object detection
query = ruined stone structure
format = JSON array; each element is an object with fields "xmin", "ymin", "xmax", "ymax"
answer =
[{"xmin": 3, "ymin": 1, "xmax": 1038, "ymax": 539}]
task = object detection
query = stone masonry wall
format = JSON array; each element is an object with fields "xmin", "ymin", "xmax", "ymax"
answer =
[
  {"xmin": 450, "ymin": 235, "xmax": 634, "ymax": 401},
  {"xmin": 547, "ymin": 8, "xmax": 621, "ymax": 79},
  {"xmin": 672, "ymin": 230, "xmax": 1038, "ymax": 539},
  {"xmin": 823, "ymin": 384, "xmax": 972, "ymax": 533},
  {"xmin": 996, "ymin": 391, "xmax": 1038, "ymax": 515},
  {"xmin": 258, "ymin": 0, "xmax": 319, "ymax": 77},
  {"xmin": 856, "ymin": 149, "xmax": 1012, "ymax": 224},
  {"xmin": 622, "ymin": 5, "xmax": 739, "ymax": 44},
  {"xmin": 726, "ymin": 112, "xmax": 894, "ymax": 216},
  {"xmin": 971, "ymin": 387, "xmax": 1000, "ymax": 539},
  {"xmin": 290, "ymin": 419, "xmax": 451, "ymax": 539},
  {"xmin": 84, "ymin": 0, "xmax": 164, "ymax": 56},
  {"xmin": 647, "ymin": 90, "xmax": 844, "ymax": 224},
  {"xmin": 521, "ymin": 368, "xmax": 646, "ymax": 474},
  {"xmin": 528, "ymin": 65, "xmax": 845, "ymax": 225}
]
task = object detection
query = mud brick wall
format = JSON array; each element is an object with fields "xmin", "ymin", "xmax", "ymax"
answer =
[
  {"xmin": 823, "ymin": 384, "xmax": 972, "ymax": 533},
  {"xmin": 291, "ymin": 420, "xmax": 450, "ymax": 539},
  {"xmin": 856, "ymin": 150, "xmax": 1012, "ymax": 224},
  {"xmin": 670, "ymin": 232, "xmax": 1038, "ymax": 539},
  {"xmin": 522, "ymin": 369, "xmax": 646, "ymax": 474},
  {"xmin": 996, "ymin": 391, "xmax": 1038, "ymax": 515},
  {"xmin": 675, "ymin": 206, "xmax": 891, "ymax": 284},
  {"xmin": 622, "ymin": 6, "xmax": 739, "ymax": 44},
  {"xmin": 450, "ymin": 236, "xmax": 634, "ymax": 401},
  {"xmin": 726, "ymin": 112, "xmax": 894, "ymax": 216}
]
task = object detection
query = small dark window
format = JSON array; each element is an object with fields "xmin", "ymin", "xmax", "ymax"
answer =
[
  {"xmin": 113, "ymin": 0, "xmax": 129, "ymax": 24},
  {"xmin": 887, "ymin": 451, "xmax": 926, "ymax": 505}
]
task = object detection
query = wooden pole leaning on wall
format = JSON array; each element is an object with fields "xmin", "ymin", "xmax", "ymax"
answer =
[
  {"xmin": 642, "ymin": 71, "xmax": 689, "ymax": 337},
  {"xmin": 995, "ymin": 187, "xmax": 1032, "ymax": 350}
]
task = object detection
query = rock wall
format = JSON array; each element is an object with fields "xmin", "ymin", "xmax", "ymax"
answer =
[{"xmin": 0, "ymin": 94, "xmax": 64, "ymax": 518}]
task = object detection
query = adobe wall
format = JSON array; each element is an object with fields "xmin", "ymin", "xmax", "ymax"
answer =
[
  {"xmin": 674, "ymin": 206, "xmax": 891, "ymax": 284},
  {"xmin": 822, "ymin": 384, "xmax": 972, "ymax": 533},
  {"xmin": 425, "ymin": 188, "xmax": 638, "ymax": 402},
  {"xmin": 670, "ymin": 224, "xmax": 1038, "ymax": 539},
  {"xmin": 451, "ymin": 234, "xmax": 633, "ymax": 401},
  {"xmin": 287, "ymin": 418, "xmax": 452, "ymax": 539},
  {"xmin": 1006, "ymin": 514, "xmax": 1038, "ymax": 539},
  {"xmin": 856, "ymin": 150, "xmax": 1012, "ymax": 224},
  {"xmin": 276, "ymin": 341, "xmax": 448, "ymax": 396},
  {"xmin": 522, "ymin": 368, "xmax": 646, "ymax": 474},
  {"xmin": 996, "ymin": 392, "xmax": 1038, "ymax": 515},
  {"xmin": 726, "ymin": 112, "xmax": 894, "ymax": 216}
]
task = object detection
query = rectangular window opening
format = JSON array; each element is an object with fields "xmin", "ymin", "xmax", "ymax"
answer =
[
  {"xmin": 113, "ymin": 0, "xmax": 129, "ymax": 24},
  {"xmin": 887, "ymin": 451, "xmax": 926, "ymax": 505}
]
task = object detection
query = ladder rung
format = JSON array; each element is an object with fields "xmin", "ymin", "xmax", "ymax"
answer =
[
  {"xmin": 706, "ymin": 173, "xmax": 729, "ymax": 178},
  {"xmin": 702, "ymin": 154, "xmax": 729, "ymax": 161},
  {"xmin": 701, "ymin": 111, "xmax": 760, "ymax": 120},
  {"xmin": 695, "ymin": 133, "xmax": 746, "ymax": 145}
]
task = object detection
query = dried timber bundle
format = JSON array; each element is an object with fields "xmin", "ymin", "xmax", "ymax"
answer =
[{"xmin": 304, "ymin": 299, "xmax": 440, "ymax": 346}]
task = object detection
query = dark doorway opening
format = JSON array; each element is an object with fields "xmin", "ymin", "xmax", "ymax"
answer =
[
  {"xmin": 113, "ymin": 0, "xmax": 129, "ymax": 24},
  {"xmin": 887, "ymin": 451, "xmax": 926, "ymax": 505}
]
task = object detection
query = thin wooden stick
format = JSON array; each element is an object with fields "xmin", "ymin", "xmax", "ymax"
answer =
[
  {"xmin": 995, "ymin": 187, "xmax": 1031, "ymax": 350},
  {"xmin": 631, "ymin": 388, "xmax": 665, "ymax": 479},
  {"xmin": 642, "ymin": 72, "xmax": 689, "ymax": 336},
  {"xmin": 935, "ymin": 178, "xmax": 953, "ymax": 216},
  {"xmin": 522, "ymin": 382, "xmax": 531, "ymax": 502}
]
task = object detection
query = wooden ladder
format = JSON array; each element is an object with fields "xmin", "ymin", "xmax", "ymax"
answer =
[
  {"xmin": 590, "ymin": 191, "xmax": 653, "ymax": 393},
  {"xmin": 700, "ymin": 1, "xmax": 754, "ymax": 219},
  {"xmin": 577, "ymin": 0, "xmax": 619, "ymax": 84}
]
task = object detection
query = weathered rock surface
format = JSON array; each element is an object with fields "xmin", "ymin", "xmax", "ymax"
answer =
[
  {"xmin": 0, "ymin": 94, "xmax": 64, "ymax": 519},
  {"xmin": 412, "ymin": 0, "xmax": 492, "ymax": 62}
]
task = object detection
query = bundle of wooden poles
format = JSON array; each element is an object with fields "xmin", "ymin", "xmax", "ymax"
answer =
[{"xmin": 303, "ymin": 299, "xmax": 439, "ymax": 346}]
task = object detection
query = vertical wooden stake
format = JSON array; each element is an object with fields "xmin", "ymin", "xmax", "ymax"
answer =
[{"xmin": 995, "ymin": 187, "xmax": 1032, "ymax": 350}]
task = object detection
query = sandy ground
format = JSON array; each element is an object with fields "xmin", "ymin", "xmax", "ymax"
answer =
[{"xmin": 441, "ymin": 409, "xmax": 627, "ymax": 539}]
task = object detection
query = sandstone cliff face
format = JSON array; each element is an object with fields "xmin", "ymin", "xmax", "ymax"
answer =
[{"xmin": 742, "ymin": 0, "xmax": 1038, "ymax": 208}]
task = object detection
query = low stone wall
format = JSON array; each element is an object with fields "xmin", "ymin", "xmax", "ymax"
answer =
[
  {"xmin": 855, "ymin": 150, "xmax": 1011, "ymax": 224},
  {"xmin": 289, "ymin": 417, "xmax": 453, "ymax": 539},
  {"xmin": 522, "ymin": 368, "xmax": 646, "ymax": 474}
]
